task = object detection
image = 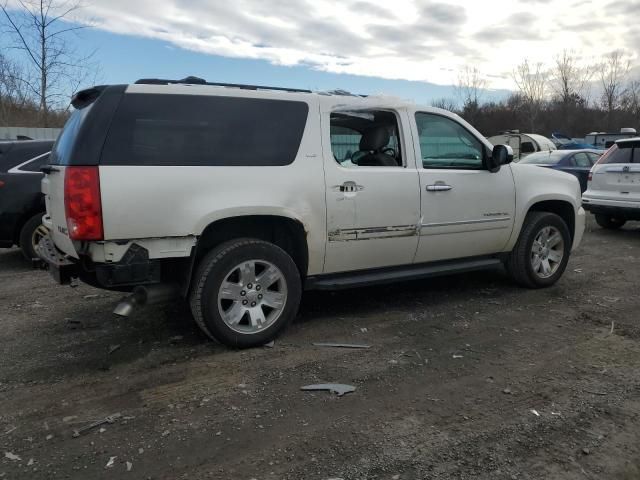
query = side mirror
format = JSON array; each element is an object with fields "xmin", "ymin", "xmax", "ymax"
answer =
[{"xmin": 488, "ymin": 144, "xmax": 514, "ymax": 172}]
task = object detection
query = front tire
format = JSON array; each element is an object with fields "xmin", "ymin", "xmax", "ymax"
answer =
[
  {"xmin": 595, "ymin": 214, "xmax": 626, "ymax": 230},
  {"xmin": 19, "ymin": 213, "xmax": 47, "ymax": 261},
  {"xmin": 189, "ymin": 239, "xmax": 301, "ymax": 348},
  {"xmin": 506, "ymin": 212, "xmax": 571, "ymax": 288}
]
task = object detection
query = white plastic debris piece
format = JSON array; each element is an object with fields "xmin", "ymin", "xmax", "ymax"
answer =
[
  {"xmin": 551, "ymin": 412, "xmax": 562, "ymax": 416},
  {"xmin": 300, "ymin": 384, "xmax": 356, "ymax": 397},
  {"xmin": 126, "ymin": 461, "xmax": 133, "ymax": 471},
  {"xmin": 27, "ymin": 458, "xmax": 34, "ymax": 466},
  {"xmin": 530, "ymin": 409, "xmax": 540, "ymax": 417},
  {"xmin": 105, "ymin": 456, "xmax": 116, "ymax": 468},
  {"xmin": 45, "ymin": 434, "xmax": 53, "ymax": 440},
  {"xmin": 313, "ymin": 342, "xmax": 370, "ymax": 349},
  {"xmin": 452, "ymin": 354, "xmax": 463, "ymax": 359},
  {"xmin": 4, "ymin": 451, "xmax": 21, "ymax": 461},
  {"xmin": 161, "ymin": 430, "xmax": 170, "ymax": 437},
  {"xmin": 263, "ymin": 340, "xmax": 275, "ymax": 348}
]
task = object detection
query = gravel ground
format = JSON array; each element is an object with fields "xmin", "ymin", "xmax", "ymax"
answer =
[{"xmin": 1, "ymin": 215, "xmax": 639, "ymax": 480}]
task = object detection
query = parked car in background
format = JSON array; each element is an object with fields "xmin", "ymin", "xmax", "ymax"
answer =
[
  {"xmin": 583, "ymin": 137, "xmax": 640, "ymax": 229},
  {"xmin": 487, "ymin": 131, "xmax": 557, "ymax": 160},
  {"xmin": 519, "ymin": 149, "xmax": 602, "ymax": 192},
  {"xmin": 0, "ymin": 140, "xmax": 53, "ymax": 259},
  {"xmin": 584, "ymin": 128, "xmax": 637, "ymax": 149}
]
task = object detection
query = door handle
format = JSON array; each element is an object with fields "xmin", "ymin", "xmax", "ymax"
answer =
[
  {"xmin": 336, "ymin": 181, "xmax": 364, "ymax": 193},
  {"xmin": 426, "ymin": 183, "xmax": 452, "ymax": 192}
]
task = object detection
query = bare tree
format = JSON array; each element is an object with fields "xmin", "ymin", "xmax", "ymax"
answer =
[
  {"xmin": 430, "ymin": 97, "xmax": 458, "ymax": 112},
  {"xmin": 0, "ymin": 53, "xmax": 31, "ymax": 124},
  {"xmin": 622, "ymin": 79, "xmax": 640, "ymax": 118},
  {"xmin": 599, "ymin": 51, "xmax": 631, "ymax": 126},
  {"xmin": 1, "ymin": 0, "xmax": 96, "ymax": 125},
  {"xmin": 512, "ymin": 59, "xmax": 548, "ymax": 132},
  {"xmin": 456, "ymin": 66, "xmax": 487, "ymax": 109},
  {"xmin": 551, "ymin": 50, "xmax": 593, "ymax": 105}
]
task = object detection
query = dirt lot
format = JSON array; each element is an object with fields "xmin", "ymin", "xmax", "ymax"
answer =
[{"xmin": 1, "ymin": 216, "xmax": 640, "ymax": 480}]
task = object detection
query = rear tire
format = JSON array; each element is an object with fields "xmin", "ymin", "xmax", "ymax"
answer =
[
  {"xmin": 19, "ymin": 213, "xmax": 46, "ymax": 261},
  {"xmin": 594, "ymin": 214, "xmax": 626, "ymax": 230},
  {"xmin": 506, "ymin": 211, "xmax": 571, "ymax": 288},
  {"xmin": 189, "ymin": 238, "xmax": 301, "ymax": 348}
]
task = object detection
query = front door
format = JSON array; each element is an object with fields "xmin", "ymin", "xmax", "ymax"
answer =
[
  {"xmin": 321, "ymin": 106, "xmax": 420, "ymax": 273},
  {"xmin": 410, "ymin": 111, "xmax": 516, "ymax": 263}
]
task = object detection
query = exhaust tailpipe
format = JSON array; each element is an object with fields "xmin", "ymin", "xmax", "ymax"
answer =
[{"xmin": 113, "ymin": 283, "xmax": 178, "ymax": 317}]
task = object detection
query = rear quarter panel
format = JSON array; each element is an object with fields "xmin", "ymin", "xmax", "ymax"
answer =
[{"xmin": 99, "ymin": 95, "xmax": 327, "ymax": 275}]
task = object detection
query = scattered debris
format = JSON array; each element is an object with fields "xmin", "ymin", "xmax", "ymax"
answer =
[
  {"xmin": 530, "ymin": 409, "xmax": 541, "ymax": 417},
  {"xmin": 300, "ymin": 383, "xmax": 356, "ymax": 397},
  {"xmin": 72, "ymin": 413, "xmax": 122, "ymax": 438},
  {"xmin": 582, "ymin": 447, "xmax": 591, "ymax": 455},
  {"xmin": 27, "ymin": 458, "xmax": 34, "ymax": 466},
  {"xmin": 1, "ymin": 426, "xmax": 16, "ymax": 436},
  {"xmin": 45, "ymin": 434, "xmax": 53, "ymax": 440},
  {"xmin": 360, "ymin": 327, "xmax": 368, "ymax": 333},
  {"xmin": 452, "ymin": 354, "xmax": 464, "ymax": 359},
  {"xmin": 105, "ymin": 456, "xmax": 116, "ymax": 468},
  {"xmin": 138, "ymin": 448, "xmax": 144, "ymax": 454},
  {"xmin": 161, "ymin": 430, "xmax": 170, "ymax": 437},
  {"xmin": 126, "ymin": 461, "xmax": 133, "ymax": 471},
  {"xmin": 83, "ymin": 294, "xmax": 100, "ymax": 299},
  {"xmin": 551, "ymin": 412, "xmax": 562, "ymax": 416},
  {"xmin": 574, "ymin": 268, "xmax": 583, "ymax": 273},
  {"xmin": 388, "ymin": 359, "xmax": 398, "ymax": 365},
  {"xmin": 312, "ymin": 342, "xmax": 370, "ymax": 349},
  {"xmin": 108, "ymin": 344, "xmax": 122, "ymax": 355},
  {"xmin": 584, "ymin": 389, "xmax": 608, "ymax": 396},
  {"xmin": 4, "ymin": 451, "xmax": 21, "ymax": 461},
  {"xmin": 608, "ymin": 321, "xmax": 615, "ymax": 336},
  {"xmin": 263, "ymin": 340, "xmax": 275, "ymax": 348},
  {"xmin": 503, "ymin": 388, "xmax": 512, "ymax": 395}
]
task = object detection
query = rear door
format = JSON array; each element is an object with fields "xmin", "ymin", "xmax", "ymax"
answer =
[{"xmin": 590, "ymin": 143, "xmax": 640, "ymax": 203}]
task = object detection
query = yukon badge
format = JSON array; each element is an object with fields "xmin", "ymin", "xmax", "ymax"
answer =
[{"xmin": 57, "ymin": 225, "xmax": 68, "ymax": 235}]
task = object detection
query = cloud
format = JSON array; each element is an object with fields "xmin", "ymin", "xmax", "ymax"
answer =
[{"xmin": 35, "ymin": 0, "xmax": 638, "ymax": 89}]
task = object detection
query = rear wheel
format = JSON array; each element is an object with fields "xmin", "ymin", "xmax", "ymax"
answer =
[
  {"xmin": 506, "ymin": 212, "xmax": 571, "ymax": 288},
  {"xmin": 190, "ymin": 239, "xmax": 301, "ymax": 348},
  {"xmin": 19, "ymin": 213, "xmax": 47, "ymax": 261},
  {"xmin": 595, "ymin": 214, "xmax": 626, "ymax": 230}
]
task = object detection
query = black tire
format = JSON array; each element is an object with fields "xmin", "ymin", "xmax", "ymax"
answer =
[
  {"xmin": 594, "ymin": 214, "xmax": 626, "ymax": 230},
  {"xmin": 506, "ymin": 211, "xmax": 572, "ymax": 288},
  {"xmin": 189, "ymin": 238, "xmax": 301, "ymax": 348},
  {"xmin": 18, "ymin": 213, "xmax": 45, "ymax": 261}
]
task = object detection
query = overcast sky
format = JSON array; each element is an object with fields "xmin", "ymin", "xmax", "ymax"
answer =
[
  {"xmin": 3, "ymin": 0, "xmax": 640, "ymax": 102},
  {"xmin": 74, "ymin": 0, "xmax": 639, "ymax": 89}
]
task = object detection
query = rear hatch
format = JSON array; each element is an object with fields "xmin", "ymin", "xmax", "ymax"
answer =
[
  {"xmin": 42, "ymin": 85, "xmax": 125, "ymax": 258},
  {"xmin": 588, "ymin": 140, "xmax": 640, "ymax": 203}
]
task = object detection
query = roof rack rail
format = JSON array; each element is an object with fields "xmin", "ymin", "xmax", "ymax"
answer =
[{"xmin": 134, "ymin": 76, "xmax": 312, "ymax": 93}]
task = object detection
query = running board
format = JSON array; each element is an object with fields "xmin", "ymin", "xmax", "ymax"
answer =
[{"xmin": 305, "ymin": 257, "xmax": 503, "ymax": 291}]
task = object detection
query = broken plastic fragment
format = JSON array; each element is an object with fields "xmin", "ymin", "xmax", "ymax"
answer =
[
  {"xmin": 530, "ymin": 409, "xmax": 540, "ymax": 417},
  {"xmin": 105, "ymin": 456, "xmax": 116, "ymax": 468},
  {"xmin": 312, "ymin": 342, "xmax": 370, "ymax": 349},
  {"xmin": 300, "ymin": 383, "xmax": 356, "ymax": 397},
  {"xmin": 4, "ymin": 451, "xmax": 21, "ymax": 461}
]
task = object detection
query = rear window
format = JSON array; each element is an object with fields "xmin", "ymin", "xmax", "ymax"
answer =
[
  {"xmin": 50, "ymin": 105, "xmax": 93, "ymax": 165},
  {"xmin": 597, "ymin": 144, "xmax": 636, "ymax": 164},
  {"xmin": 519, "ymin": 152, "xmax": 563, "ymax": 165},
  {"xmin": 100, "ymin": 94, "xmax": 309, "ymax": 166}
]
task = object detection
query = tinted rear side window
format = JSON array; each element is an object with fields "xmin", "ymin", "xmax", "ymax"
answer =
[
  {"xmin": 101, "ymin": 94, "xmax": 309, "ymax": 166},
  {"xmin": 597, "ymin": 145, "xmax": 635, "ymax": 164},
  {"xmin": 50, "ymin": 106, "xmax": 93, "ymax": 165}
]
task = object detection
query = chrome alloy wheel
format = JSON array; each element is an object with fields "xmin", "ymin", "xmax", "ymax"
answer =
[
  {"xmin": 217, "ymin": 260, "xmax": 288, "ymax": 334},
  {"xmin": 530, "ymin": 226, "xmax": 564, "ymax": 279},
  {"xmin": 32, "ymin": 224, "xmax": 48, "ymax": 255}
]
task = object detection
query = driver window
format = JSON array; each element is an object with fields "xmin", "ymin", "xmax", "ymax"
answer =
[
  {"xmin": 415, "ymin": 112, "xmax": 484, "ymax": 169},
  {"xmin": 330, "ymin": 110, "xmax": 403, "ymax": 167}
]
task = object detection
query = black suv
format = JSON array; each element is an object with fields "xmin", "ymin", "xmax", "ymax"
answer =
[{"xmin": 0, "ymin": 140, "xmax": 54, "ymax": 259}]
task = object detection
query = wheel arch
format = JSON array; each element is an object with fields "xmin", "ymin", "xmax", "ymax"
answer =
[
  {"xmin": 527, "ymin": 199, "xmax": 576, "ymax": 242},
  {"xmin": 184, "ymin": 214, "xmax": 309, "ymax": 297}
]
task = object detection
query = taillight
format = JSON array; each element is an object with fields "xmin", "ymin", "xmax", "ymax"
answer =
[{"xmin": 64, "ymin": 166, "xmax": 103, "ymax": 240}]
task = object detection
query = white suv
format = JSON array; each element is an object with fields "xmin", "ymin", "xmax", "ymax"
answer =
[
  {"xmin": 583, "ymin": 137, "xmax": 640, "ymax": 229},
  {"xmin": 38, "ymin": 77, "xmax": 585, "ymax": 347}
]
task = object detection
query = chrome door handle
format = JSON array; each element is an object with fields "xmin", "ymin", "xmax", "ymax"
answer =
[
  {"xmin": 337, "ymin": 181, "xmax": 364, "ymax": 193},
  {"xmin": 426, "ymin": 184, "xmax": 452, "ymax": 192}
]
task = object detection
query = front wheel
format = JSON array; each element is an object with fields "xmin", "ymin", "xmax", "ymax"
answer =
[
  {"xmin": 506, "ymin": 212, "xmax": 572, "ymax": 288},
  {"xmin": 595, "ymin": 214, "xmax": 626, "ymax": 230},
  {"xmin": 189, "ymin": 239, "xmax": 301, "ymax": 348}
]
